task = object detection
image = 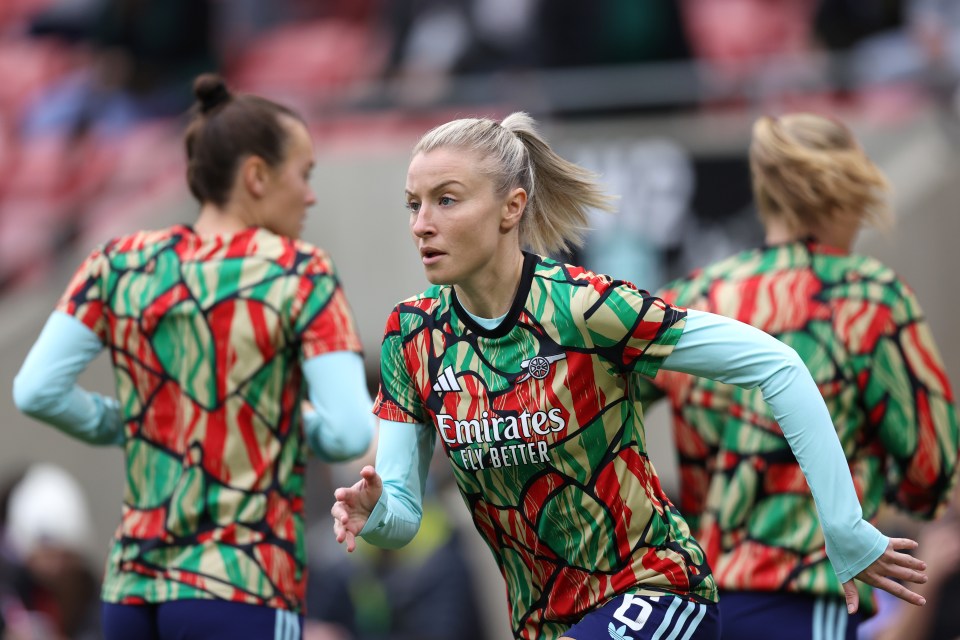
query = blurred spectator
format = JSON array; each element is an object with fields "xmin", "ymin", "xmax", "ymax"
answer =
[
  {"xmin": 537, "ymin": 0, "xmax": 689, "ymax": 69},
  {"xmin": 814, "ymin": 0, "xmax": 905, "ymax": 51},
  {"xmin": 457, "ymin": 0, "xmax": 541, "ymax": 73},
  {"xmin": 679, "ymin": 0, "xmax": 823, "ymax": 107},
  {"xmin": 839, "ymin": 0, "xmax": 960, "ymax": 94},
  {"xmin": 864, "ymin": 484, "xmax": 960, "ymax": 640},
  {"xmin": 24, "ymin": 0, "xmax": 216, "ymax": 138},
  {"xmin": 0, "ymin": 463, "xmax": 101, "ymax": 640},
  {"xmin": 305, "ymin": 447, "xmax": 488, "ymax": 640},
  {"xmin": 306, "ymin": 498, "xmax": 488, "ymax": 640},
  {"xmin": 378, "ymin": 0, "xmax": 474, "ymax": 106}
]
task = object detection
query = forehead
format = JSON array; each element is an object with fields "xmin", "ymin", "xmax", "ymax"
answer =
[
  {"xmin": 280, "ymin": 117, "xmax": 314, "ymax": 161},
  {"xmin": 406, "ymin": 147, "xmax": 488, "ymax": 190}
]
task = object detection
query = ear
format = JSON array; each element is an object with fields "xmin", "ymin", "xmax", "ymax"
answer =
[
  {"xmin": 500, "ymin": 187, "xmax": 527, "ymax": 232},
  {"xmin": 240, "ymin": 155, "xmax": 270, "ymax": 199}
]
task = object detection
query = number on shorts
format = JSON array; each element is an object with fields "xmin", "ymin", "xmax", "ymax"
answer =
[{"xmin": 613, "ymin": 594, "xmax": 653, "ymax": 631}]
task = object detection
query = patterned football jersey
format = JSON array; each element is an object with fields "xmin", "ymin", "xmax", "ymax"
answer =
[
  {"xmin": 374, "ymin": 252, "xmax": 717, "ymax": 640},
  {"xmin": 57, "ymin": 225, "xmax": 362, "ymax": 612},
  {"xmin": 650, "ymin": 241, "xmax": 959, "ymax": 610}
]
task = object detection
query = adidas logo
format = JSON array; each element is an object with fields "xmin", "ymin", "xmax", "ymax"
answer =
[
  {"xmin": 432, "ymin": 366, "xmax": 462, "ymax": 393},
  {"xmin": 608, "ymin": 623, "xmax": 631, "ymax": 640}
]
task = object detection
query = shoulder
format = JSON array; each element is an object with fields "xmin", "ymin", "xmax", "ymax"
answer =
[
  {"xmin": 394, "ymin": 285, "xmax": 447, "ymax": 314},
  {"xmin": 97, "ymin": 226, "xmax": 183, "ymax": 258},
  {"xmin": 541, "ymin": 258, "xmax": 676, "ymax": 331},
  {"xmin": 661, "ymin": 247, "xmax": 765, "ymax": 305},
  {"xmin": 382, "ymin": 286, "xmax": 448, "ymax": 334},
  {"xmin": 291, "ymin": 237, "xmax": 337, "ymax": 275},
  {"xmin": 834, "ymin": 253, "xmax": 922, "ymax": 320},
  {"xmin": 243, "ymin": 230, "xmax": 343, "ymax": 277},
  {"xmin": 78, "ymin": 227, "xmax": 185, "ymax": 276},
  {"xmin": 535, "ymin": 255, "xmax": 647, "ymax": 298}
]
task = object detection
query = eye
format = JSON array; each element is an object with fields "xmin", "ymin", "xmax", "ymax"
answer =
[
  {"xmin": 438, "ymin": 196, "xmax": 455, "ymax": 206},
  {"xmin": 406, "ymin": 201, "xmax": 421, "ymax": 213}
]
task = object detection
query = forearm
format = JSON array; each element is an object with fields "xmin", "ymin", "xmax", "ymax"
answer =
[
  {"xmin": 13, "ymin": 311, "xmax": 122, "ymax": 446},
  {"xmin": 662, "ymin": 310, "xmax": 888, "ymax": 581},
  {"xmin": 360, "ymin": 419, "xmax": 434, "ymax": 548},
  {"xmin": 302, "ymin": 352, "xmax": 375, "ymax": 461}
]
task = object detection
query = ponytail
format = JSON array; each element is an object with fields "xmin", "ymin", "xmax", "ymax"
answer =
[{"xmin": 413, "ymin": 112, "xmax": 614, "ymax": 255}]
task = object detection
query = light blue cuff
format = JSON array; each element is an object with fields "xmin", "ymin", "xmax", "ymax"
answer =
[
  {"xmin": 662, "ymin": 309, "xmax": 888, "ymax": 582},
  {"xmin": 13, "ymin": 311, "xmax": 123, "ymax": 446},
  {"xmin": 358, "ymin": 419, "xmax": 435, "ymax": 548},
  {"xmin": 302, "ymin": 352, "xmax": 374, "ymax": 462}
]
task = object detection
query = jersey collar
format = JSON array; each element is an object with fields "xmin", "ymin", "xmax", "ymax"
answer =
[{"xmin": 451, "ymin": 251, "xmax": 538, "ymax": 338}]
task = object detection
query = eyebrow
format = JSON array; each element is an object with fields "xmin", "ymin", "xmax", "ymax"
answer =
[{"xmin": 405, "ymin": 180, "xmax": 466, "ymax": 197}]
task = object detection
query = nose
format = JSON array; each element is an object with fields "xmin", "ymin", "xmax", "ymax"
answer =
[
  {"xmin": 410, "ymin": 205, "xmax": 435, "ymax": 238},
  {"xmin": 305, "ymin": 185, "xmax": 317, "ymax": 207}
]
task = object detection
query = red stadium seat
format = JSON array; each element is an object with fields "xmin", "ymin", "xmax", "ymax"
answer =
[{"xmin": 226, "ymin": 19, "xmax": 387, "ymax": 107}]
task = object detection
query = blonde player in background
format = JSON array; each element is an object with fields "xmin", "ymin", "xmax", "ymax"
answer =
[{"xmin": 644, "ymin": 112, "xmax": 959, "ymax": 640}]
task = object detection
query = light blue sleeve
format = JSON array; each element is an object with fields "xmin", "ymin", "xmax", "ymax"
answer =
[
  {"xmin": 661, "ymin": 309, "xmax": 889, "ymax": 583},
  {"xmin": 12, "ymin": 311, "xmax": 123, "ymax": 446},
  {"xmin": 301, "ymin": 352, "xmax": 375, "ymax": 462},
  {"xmin": 358, "ymin": 418, "xmax": 436, "ymax": 549}
]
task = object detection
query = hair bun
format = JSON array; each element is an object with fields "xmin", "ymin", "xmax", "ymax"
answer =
[{"xmin": 193, "ymin": 73, "xmax": 231, "ymax": 114}]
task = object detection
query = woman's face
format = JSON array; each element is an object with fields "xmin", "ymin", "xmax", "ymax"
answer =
[
  {"xmin": 405, "ymin": 147, "xmax": 512, "ymax": 286},
  {"xmin": 259, "ymin": 117, "xmax": 316, "ymax": 240}
]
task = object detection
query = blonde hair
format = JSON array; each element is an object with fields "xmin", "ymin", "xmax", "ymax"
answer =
[
  {"xmin": 412, "ymin": 112, "xmax": 615, "ymax": 255},
  {"xmin": 750, "ymin": 113, "xmax": 891, "ymax": 233}
]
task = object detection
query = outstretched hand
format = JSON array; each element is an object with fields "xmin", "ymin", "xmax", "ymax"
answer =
[
  {"xmin": 331, "ymin": 465, "xmax": 383, "ymax": 553},
  {"xmin": 843, "ymin": 538, "xmax": 927, "ymax": 614}
]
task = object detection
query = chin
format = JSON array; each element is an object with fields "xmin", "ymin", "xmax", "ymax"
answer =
[{"xmin": 423, "ymin": 265, "xmax": 457, "ymax": 286}]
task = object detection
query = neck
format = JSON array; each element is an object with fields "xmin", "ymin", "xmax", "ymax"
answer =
[
  {"xmin": 454, "ymin": 249, "xmax": 525, "ymax": 319},
  {"xmin": 193, "ymin": 202, "xmax": 253, "ymax": 236},
  {"xmin": 764, "ymin": 217, "xmax": 858, "ymax": 253}
]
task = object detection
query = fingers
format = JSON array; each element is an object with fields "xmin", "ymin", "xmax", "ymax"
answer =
[
  {"xmin": 360, "ymin": 465, "xmax": 382, "ymax": 490},
  {"xmin": 889, "ymin": 537, "xmax": 919, "ymax": 552},
  {"xmin": 887, "ymin": 549, "xmax": 926, "ymax": 573},
  {"xmin": 882, "ymin": 562, "xmax": 928, "ymax": 586},
  {"xmin": 330, "ymin": 500, "xmax": 350, "ymax": 521},
  {"xmin": 864, "ymin": 574, "xmax": 926, "ymax": 607},
  {"xmin": 331, "ymin": 506, "xmax": 358, "ymax": 552},
  {"xmin": 842, "ymin": 580, "xmax": 859, "ymax": 614},
  {"xmin": 336, "ymin": 527, "xmax": 356, "ymax": 553}
]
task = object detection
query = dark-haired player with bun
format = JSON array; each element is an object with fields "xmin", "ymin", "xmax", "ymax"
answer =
[{"xmin": 13, "ymin": 73, "xmax": 374, "ymax": 640}]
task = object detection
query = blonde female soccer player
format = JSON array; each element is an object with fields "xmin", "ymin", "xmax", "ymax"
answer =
[{"xmin": 331, "ymin": 112, "xmax": 926, "ymax": 640}]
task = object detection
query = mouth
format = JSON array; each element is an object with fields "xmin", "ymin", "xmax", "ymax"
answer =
[{"xmin": 419, "ymin": 247, "xmax": 446, "ymax": 266}]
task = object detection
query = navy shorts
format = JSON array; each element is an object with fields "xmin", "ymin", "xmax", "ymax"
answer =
[
  {"xmin": 102, "ymin": 600, "xmax": 303, "ymax": 640},
  {"xmin": 564, "ymin": 593, "xmax": 721, "ymax": 639},
  {"xmin": 718, "ymin": 591, "xmax": 864, "ymax": 640}
]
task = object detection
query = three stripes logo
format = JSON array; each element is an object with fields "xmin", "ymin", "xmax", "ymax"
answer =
[{"xmin": 432, "ymin": 366, "xmax": 463, "ymax": 393}]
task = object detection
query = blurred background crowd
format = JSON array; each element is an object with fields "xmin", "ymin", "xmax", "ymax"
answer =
[{"xmin": 0, "ymin": 0, "xmax": 959, "ymax": 638}]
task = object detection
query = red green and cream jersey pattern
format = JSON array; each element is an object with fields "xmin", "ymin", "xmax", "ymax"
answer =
[
  {"xmin": 57, "ymin": 225, "xmax": 362, "ymax": 613},
  {"xmin": 651, "ymin": 240, "xmax": 959, "ymax": 610},
  {"xmin": 374, "ymin": 253, "xmax": 717, "ymax": 640}
]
